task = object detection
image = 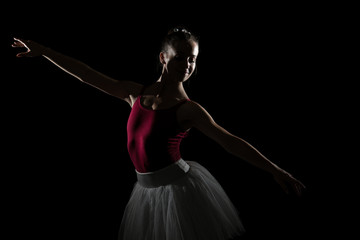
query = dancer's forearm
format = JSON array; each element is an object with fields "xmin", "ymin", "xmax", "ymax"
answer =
[
  {"xmin": 42, "ymin": 48, "xmax": 93, "ymax": 82},
  {"xmin": 223, "ymin": 134, "xmax": 281, "ymax": 174}
]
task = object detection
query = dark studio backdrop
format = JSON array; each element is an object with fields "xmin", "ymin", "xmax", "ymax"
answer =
[{"xmin": 3, "ymin": 2, "xmax": 350, "ymax": 240}]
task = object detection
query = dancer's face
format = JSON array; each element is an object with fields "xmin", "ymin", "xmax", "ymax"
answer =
[{"xmin": 160, "ymin": 40, "xmax": 199, "ymax": 82}]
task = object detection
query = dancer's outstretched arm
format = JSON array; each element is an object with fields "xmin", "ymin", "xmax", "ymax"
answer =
[
  {"xmin": 12, "ymin": 38, "xmax": 143, "ymax": 106},
  {"xmin": 179, "ymin": 100, "xmax": 306, "ymax": 196}
]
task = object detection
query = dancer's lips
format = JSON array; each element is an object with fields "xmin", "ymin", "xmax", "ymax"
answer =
[{"xmin": 178, "ymin": 68, "xmax": 189, "ymax": 74}]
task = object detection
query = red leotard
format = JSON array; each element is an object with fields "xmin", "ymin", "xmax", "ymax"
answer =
[{"xmin": 127, "ymin": 95, "xmax": 190, "ymax": 173}]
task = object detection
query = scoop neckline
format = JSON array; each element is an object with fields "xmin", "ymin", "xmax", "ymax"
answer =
[{"xmin": 138, "ymin": 95, "xmax": 190, "ymax": 111}]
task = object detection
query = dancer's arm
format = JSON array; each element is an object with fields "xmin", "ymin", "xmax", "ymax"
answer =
[
  {"xmin": 12, "ymin": 38, "xmax": 142, "ymax": 106},
  {"xmin": 180, "ymin": 101, "xmax": 306, "ymax": 196}
]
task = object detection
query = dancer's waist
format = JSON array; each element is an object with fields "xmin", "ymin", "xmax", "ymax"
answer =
[{"xmin": 135, "ymin": 159, "xmax": 190, "ymax": 188}]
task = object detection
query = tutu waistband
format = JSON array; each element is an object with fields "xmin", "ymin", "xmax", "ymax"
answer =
[{"xmin": 136, "ymin": 159, "xmax": 190, "ymax": 188}]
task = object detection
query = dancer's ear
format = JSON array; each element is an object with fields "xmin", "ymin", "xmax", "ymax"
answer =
[{"xmin": 159, "ymin": 52, "xmax": 166, "ymax": 65}]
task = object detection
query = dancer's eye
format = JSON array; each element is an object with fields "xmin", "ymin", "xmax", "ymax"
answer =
[{"xmin": 189, "ymin": 57, "xmax": 196, "ymax": 64}]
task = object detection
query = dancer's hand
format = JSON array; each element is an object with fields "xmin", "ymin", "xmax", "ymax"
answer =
[
  {"xmin": 272, "ymin": 168, "xmax": 306, "ymax": 196},
  {"xmin": 12, "ymin": 37, "xmax": 48, "ymax": 57}
]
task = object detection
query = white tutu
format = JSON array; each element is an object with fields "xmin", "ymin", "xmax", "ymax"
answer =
[{"xmin": 118, "ymin": 159, "xmax": 245, "ymax": 240}]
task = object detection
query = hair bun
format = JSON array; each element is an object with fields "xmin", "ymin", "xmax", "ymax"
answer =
[
  {"xmin": 168, "ymin": 26, "xmax": 191, "ymax": 35},
  {"xmin": 161, "ymin": 25, "xmax": 199, "ymax": 52}
]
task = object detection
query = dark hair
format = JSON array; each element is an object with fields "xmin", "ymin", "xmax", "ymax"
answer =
[{"xmin": 160, "ymin": 25, "xmax": 199, "ymax": 52}]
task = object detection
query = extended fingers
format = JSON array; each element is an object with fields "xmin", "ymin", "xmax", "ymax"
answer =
[
  {"xmin": 12, "ymin": 37, "xmax": 26, "ymax": 48},
  {"xmin": 12, "ymin": 37, "xmax": 33, "ymax": 57},
  {"xmin": 12, "ymin": 37, "xmax": 31, "ymax": 48},
  {"xmin": 291, "ymin": 179, "xmax": 306, "ymax": 196},
  {"xmin": 16, "ymin": 51, "xmax": 30, "ymax": 57},
  {"xmin": 14, "ymin": 37, "xmax": 27, "ymax": 43},
  {"xmin": 12, "ymin": 41, "xmax": 23, "ymax": 48},
  {"xmin": 275, "ymin": 173, "xmax": 306, "ymax": 196}
]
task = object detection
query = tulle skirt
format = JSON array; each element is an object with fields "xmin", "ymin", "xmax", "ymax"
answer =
[{"xmin": 118, "ymin": 159, "xmax": 245, "ymax": 240}]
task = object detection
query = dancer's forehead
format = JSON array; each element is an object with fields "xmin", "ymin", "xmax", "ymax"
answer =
[{"xmin": 167, "ymin": 40, "xmax": 199, "ymax": 57}]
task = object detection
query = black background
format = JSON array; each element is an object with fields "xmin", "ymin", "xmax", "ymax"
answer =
[{"xmin": 3, "ymin": 2, "xmax": 355, "ymax": 240}]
